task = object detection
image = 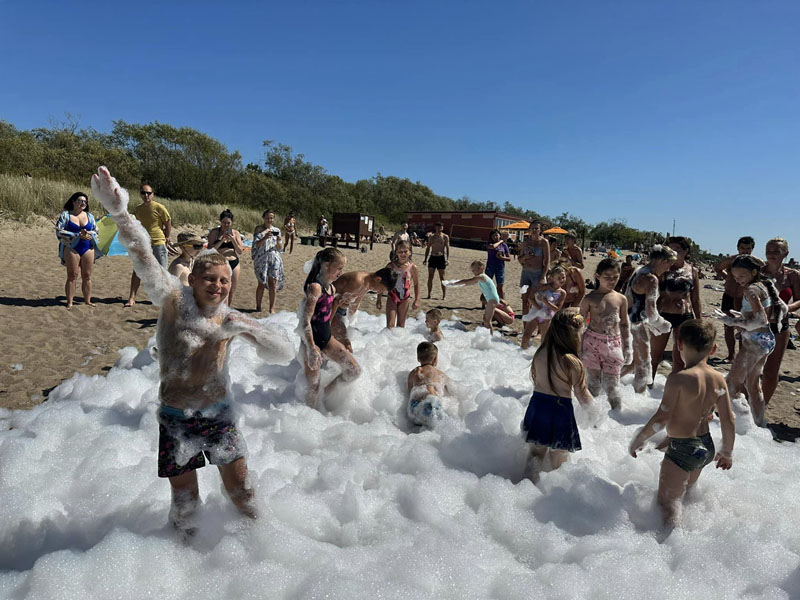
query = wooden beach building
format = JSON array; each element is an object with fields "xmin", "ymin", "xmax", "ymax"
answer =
[{"xmin": 405, "ymin": 210, "xmax": 524, "ymax": 249}]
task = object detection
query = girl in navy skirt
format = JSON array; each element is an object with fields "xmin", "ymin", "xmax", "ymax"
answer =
[{"xmin": 521, "ymin": 308, "xmax": 595, "ymax": 482}]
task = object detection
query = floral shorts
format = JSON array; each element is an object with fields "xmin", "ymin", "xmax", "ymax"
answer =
[{"xmin": 581, "ymin": 328, "xmax": 623, "ymax": 375}]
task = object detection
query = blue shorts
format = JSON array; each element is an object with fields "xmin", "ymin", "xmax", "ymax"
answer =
[
  {"xmin": 520, "ymin": 269, "xmax": 542, "ymax": 289},
  {"xmin": 521, "ymin": 391, "xmax": 581, "ymax": 452},
  {"xmin": 485, "ymin": 263, "xmax": 505, "ymax": 285}
]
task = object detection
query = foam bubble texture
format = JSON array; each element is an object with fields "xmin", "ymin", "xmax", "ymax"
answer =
[{"xmin": 1, "ymin": 311, "xmax": 798, "ymax": 599}]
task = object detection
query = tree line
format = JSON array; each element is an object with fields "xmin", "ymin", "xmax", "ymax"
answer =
[{"xmin": 0, "ymin": 117, "xmax": 718, "ymax": 260}]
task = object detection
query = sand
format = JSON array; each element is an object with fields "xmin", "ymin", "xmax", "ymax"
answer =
[{"xmin": 1, "ymin": 220, "xmax": 798, "ymax": 435}]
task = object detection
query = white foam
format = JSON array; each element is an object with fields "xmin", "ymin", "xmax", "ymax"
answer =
[{"xmin": 1, "ymin": 310, "xmax": 798, "ymax": 599}]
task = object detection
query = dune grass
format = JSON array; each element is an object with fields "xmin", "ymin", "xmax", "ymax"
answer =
[{"xmin": 0, "ymin": 173, "xmax": 316, "ymax": 235}]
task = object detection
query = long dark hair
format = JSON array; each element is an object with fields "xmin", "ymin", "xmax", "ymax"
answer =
[
  {"xmin": 532, "ymin": 309, "xmax": 585, "ymax": 392},
  {"xmin": 732, "ymin": 254, "xmax": 787, "ymax": 329},
  {"xmin": 64, "ymin": 192, "xmax": 88, "ymax": 212},
  {"xmin": 220, "ymin": 209, "xmax": 234, "ymax": 221},
  {"xmin": 488, "ymin": 228, "xmax": 501, "ymax": 243},
  {"xmin": 304, "ymin": 247, "xmax": 345, "ymax": 292}
]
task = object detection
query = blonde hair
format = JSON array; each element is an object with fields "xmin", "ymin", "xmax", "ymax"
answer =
[
  {"xmin": 767, "ymin": 237, "xmax": 789, "ymax": 256},
  {"xmin": 531, "ymin": 308, "xmax": 585, "ymax": 391},
  {"xmin": 547, "ymin": 264, "xmax": 566, "ymax": 279},
  {"xmin": 426, "ymin": 308, "xmax": 442, "ymax": 321},
  {"xmin": 471, "ymin": 260, "xmax": 485, "ymax": 270},
  {"xmin": 191, "ymin": 251, "xmax": 232, "ymax": 275}
]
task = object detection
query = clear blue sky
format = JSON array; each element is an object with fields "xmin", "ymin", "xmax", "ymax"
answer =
[{"xmin": 2, "ymin": 1, "xmax": 798, "ymax": 255}]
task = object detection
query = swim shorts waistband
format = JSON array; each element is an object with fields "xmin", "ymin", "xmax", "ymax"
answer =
[{"xmin": 159, "ymin": 402, "xmax": 231, "ymax": 419}]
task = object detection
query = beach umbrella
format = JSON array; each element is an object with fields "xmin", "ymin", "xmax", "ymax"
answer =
[
  {"xmin": 543, "ymin": 226, "xmax": 569, "ymax": 235},
  {"xmin": 501, "ymin": 220, "xmax": 530, "ymax": 230},
  {"xmin": 96, "ymin": 215, "xmax": 128, "ymax": 256}
]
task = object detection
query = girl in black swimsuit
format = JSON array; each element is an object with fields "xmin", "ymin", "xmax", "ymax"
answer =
[
  {"xmin": 207, "ymin": 209, "xmax": 244, "ymax": 306},
  {"xmin": 650, "ymin": 236, "xmax": 701, "ymax": 377}
]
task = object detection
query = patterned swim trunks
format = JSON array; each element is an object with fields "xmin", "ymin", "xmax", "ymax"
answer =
[{"xmin": 581, "ymin": 328, "xmax": 624, "ymax": 375}]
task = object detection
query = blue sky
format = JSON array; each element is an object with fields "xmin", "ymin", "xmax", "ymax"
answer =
[{"xmin": 1, "ymin": 1, "xmax": 798, "ymax": 255}]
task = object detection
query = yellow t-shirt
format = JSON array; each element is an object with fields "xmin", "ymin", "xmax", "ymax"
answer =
[{"xmin": 134, "ymin": 201, "xmax": 171, "ymax": 246}]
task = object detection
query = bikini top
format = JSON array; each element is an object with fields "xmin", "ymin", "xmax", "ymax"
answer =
[
  {"xmin": 627, "ymin": 271, "xmax": 648, "ymax": 324},
  {"xmin": 523, "ymin": 245, "xmax": 543, "ymax": 257},
  {"xmin": 741, "ymin": 283, "xmax": 771, "ymax": 314},
  {"xmin": 662, "ymin": 267, "xmax": 694, "ymax": 294},
  {"xmin": 65, "ymin": 219, "xmax": 94, "ymax": 233}
]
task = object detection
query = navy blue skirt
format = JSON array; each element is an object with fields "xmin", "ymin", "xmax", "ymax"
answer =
[{"xmin": 522, "ymin": 391, "xmax": 582, "ymax": 452}]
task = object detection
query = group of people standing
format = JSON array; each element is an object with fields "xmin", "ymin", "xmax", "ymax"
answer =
[{"xmin": 55, "ymin": 185, "xmax": 300, "ymax": 313}]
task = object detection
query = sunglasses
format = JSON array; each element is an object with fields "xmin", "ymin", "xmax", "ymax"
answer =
[
  {"xmin": 140, "ymin": 191, "xmax": 153, "ymax": 196},
  {"xmin": 191, "ymin": 244, "xmax": 204, "ymax": 249}
]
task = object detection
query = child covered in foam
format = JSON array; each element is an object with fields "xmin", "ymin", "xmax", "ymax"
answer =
[
  {"xmin": 90, "ymin": 167, "xmax": 294, "ymax": 537},
  {"xmin": 630, "ymin": 319, "xmax": 735, "ymax": 535},
  {"xmin": 521, "ymin": 263, "xmax": 567, "ymax": 349},
  {"xmin": 407, "ymin": 342, "xmax": 454, "ymax": 428}
]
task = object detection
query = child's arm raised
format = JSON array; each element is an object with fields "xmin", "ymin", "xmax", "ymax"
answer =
[
  {"xmin": 451, "ymin": 275, "xmax": 481, "ymax": 286},
  {"xmin": 91, "ymin": 166, "xmax": 179, "ymax": 306},
  {"xmin": 713, "ymin": 382, "xmax": 735, "ymax": 470},
  {"xmin": 715, "ymin": 286, "xmax": 767, "ymax": 330},
  {"xmin": 630, "ymin": 375, "xmax": 679, "ymax": 457}
]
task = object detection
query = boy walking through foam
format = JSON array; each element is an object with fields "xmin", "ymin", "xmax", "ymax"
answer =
[
  {"xmin": 630, "ymin": 319, "xmax": 735, "ymax": 534},
  {"xmin": 407, "ymin": 342, "xmax": 452, "ymax": 428},
  {"xmin": 92, "ymin": 167, "xmax": 294, "ymax": 536}
]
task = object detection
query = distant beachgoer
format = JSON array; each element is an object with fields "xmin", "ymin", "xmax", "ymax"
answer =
[
  {"xmin": 300, "ymin": 247, "xmax": 361, "ymax": 409},
  {"xmin": 253, "ymin": 210, "xmax": 284, "ymax": 313},
  {"xmin": 329, "ymin": 268, "xmax": 397, "ymax": 351},
  {"xmin": 424, "ymin": 222, "xmax": 450, "ymax": 299},
  {"xmin": 377, "ymin": 241, "xmax": 419, "ymax": 328},
  {"xmin": 564, "ymin": 230, "xmax": 584, "ymax": 269},
  {"xmin": 55, "ymin": 192, "xmax": 102, "ymax": 308},
  {"xmin": 559, "ymin": 258, "xmax": 586, "ymax": 309},
  {"xmin": 91, "ymin": 166, "xmax": 294, "ymax": 538},
  {"xmin": 317, "ymin": 215, "xmax": 328, "ymax": 238},
  {"xmin": 761, "ymin": 237, "xmax": 800, "ymax": 406},
  {"xmin": 407, "ymin": 342, "xmax": 453, "ymax": 429},
  {"xmin": 549, "ymin": 237, "xmax": 561, "ymax": 263},
  {"xmin": 615, "ymin": 255, "xmax": 635, "ymax": 292},
  {"xmin": 207, "ymin": 209, "xmax": 244, "ymax": 307},
  {"xmin": 168, "ymin": 232, "xmax": 205, "ymax": 286},
  {"xmin": 713, "ymin": 254, "xmax": 786, "ymax": 426},
  {"xmin": 579, "ymin": 258, "xmax": 632, "ymax": 410},
  {"xmin": 714, "ymin": 236, "xmax": 755, "ymax": 362},
  {"xmin": 283, "ymin": 212, "xmax": 297, "ymax": 254},
  {"xmin": 650, "ymin": 236, "xmax": 702, "ymax": 377},
  {"xmin": 521, "ymin": 309, "xmax": 594, "ymax": 482},
  {"xmin": 630, "ymin": 319, "xmax": 734, "ymax": 535},
  {"xmin": 390, "ymin": 222, "xmax": 410, "ymax": 257},
  {"xmin": 624, "ymin": 245, "xmax": 677, "ymax": 393},
  {"xmin": 517, "ymin": 220, "xmax": 550, "ymax": 315},
  {"xmin": 126, "ymin": 184, "xmax": 171, "ymax": 307},
  {"xmin": 485, "ymin": 229, "xmax": 511, "ymax": 299}
]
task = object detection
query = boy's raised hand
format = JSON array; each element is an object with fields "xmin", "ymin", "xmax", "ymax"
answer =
[{"xmin": 90, "ymin": 166, "xmax": 129, "ymax": 216}]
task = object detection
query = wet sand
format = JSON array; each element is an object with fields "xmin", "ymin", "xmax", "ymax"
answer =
[{"xmin": 1, "ymin": 220, "xmax": 798, "ymax": 435}]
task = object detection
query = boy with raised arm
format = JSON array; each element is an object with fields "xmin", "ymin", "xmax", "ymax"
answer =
[
  {"xmin": 330, "ymin": 267, "xmax": 397, "ymax": 352},
  {"xmin": 91, "ymin": 167, "xmax": 294, "ymax": 536},
  {"xmin": 630, "ymin": 319, "xmax": 735, "ymax": 534}
]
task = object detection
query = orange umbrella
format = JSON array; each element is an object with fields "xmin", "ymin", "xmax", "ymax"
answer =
[
  {"xmin": 501, "ymin": 220, "xmax": 530, "ymax": 230},
  {"xmin": 543, "ymin": 226, "xmax": 569, "ymax": 235}
]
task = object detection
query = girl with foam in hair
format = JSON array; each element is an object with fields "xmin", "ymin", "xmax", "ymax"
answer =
[
  {"xmin": 521, "ymin": 263, "xmax": 567, "ymax": 349},
  {"xmin": 301, "ymin": 247, "xmax": 361, "ymax": 409},
  {"xmin": 624, "ymin": 245, "xmax": 677, "ymax": 393},
  {"xmin": 521, "ymin": 308, "xmax": 594, "ymax": 482},
  {"xmin": 207, "ymin": 209, "xmax": 244, "ymax": 306},
  {"xmin": 377, "ymin": 240, "xmax": 419, "ymax": 328},
  {"xmin": 761, "ymin": 237, "xmax": 800, "ymax": 405},
  {"xmin": 714, "ymin": 254, "xmax": 787, "ymax": 426},
  {"xmin": 650, "ymin": 236, "xmax": 701, "ymax": 377}
]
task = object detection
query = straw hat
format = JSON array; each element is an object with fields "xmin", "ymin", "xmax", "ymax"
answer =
[{"xmin": 176, "ymin": 232, "xmax": 205, "ymax": 246}]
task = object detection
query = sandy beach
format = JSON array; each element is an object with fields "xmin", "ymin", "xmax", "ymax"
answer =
[{"xmin": 1, "ymin": 219, "xmax": 798, "ymax": 433}]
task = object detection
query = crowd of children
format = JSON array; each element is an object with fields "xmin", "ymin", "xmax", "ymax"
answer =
[{"xmin": 93, "ymin": 166, "xmax": 795, "ymax": 538}]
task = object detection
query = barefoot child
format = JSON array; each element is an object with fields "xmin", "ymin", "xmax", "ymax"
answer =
[
  {"xmin": 630, "ymin": 319, "xmax": 735, "ymax": 534},
  {"xmin": 625, "ymin": 245, "xmax": 677, "ymax": 393},
  {"xmin": 713, "ymin": 254, "xmax": 787, "ymax": 426},
  {"xmin": 521, "ymin": 309, "xmax": 594, "ymax": 482},
  {"xmin": 167, "ymin": 232, "xmax": 205, "ymax": 285},
  {"xmin": 579, "ymin": 258, "xmax": 633, "ymax": 410},
  {"xmin": 252, "ymin": 209, "xmax": 284, "ymax": 313},
  {"xmin": 377, "ymin": 241, "xmax": 420, "ymax": 328},
  {"xmin": 714, "ymin": 236, "xmax": 755, "ymax": 362},
  {"xmin": 301, "ymin": 248, "xmax": 362, "ymax": 409},
  {"xmin": 91, "ymin": 167, "xmax": 294, "ymax": 535},
  {"xmin": 521, "ymin": 264, "xmax": 567, "ymax": 349},
  {"xmin": 425, "ymin": 308, "xmax": 444, "ymax": 342},
  {"xmin": 423, "ymin": 222, "xmax": 450, "ymax": 299},
  {"xmin": 330, "ymin": 268, "xmax": 397, "ymax": 351},
  {"xmin": 450, "ymin": 260, "xmax": 501, "ymax": 333},
  {"xmin": 407, "ymin": 342, "xmax": 452, "ymax": 428}
]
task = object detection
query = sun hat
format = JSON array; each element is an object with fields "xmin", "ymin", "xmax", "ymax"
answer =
[{"xmin": 177, "ymin": 232, "xmax": 205, "ymax": 246}]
